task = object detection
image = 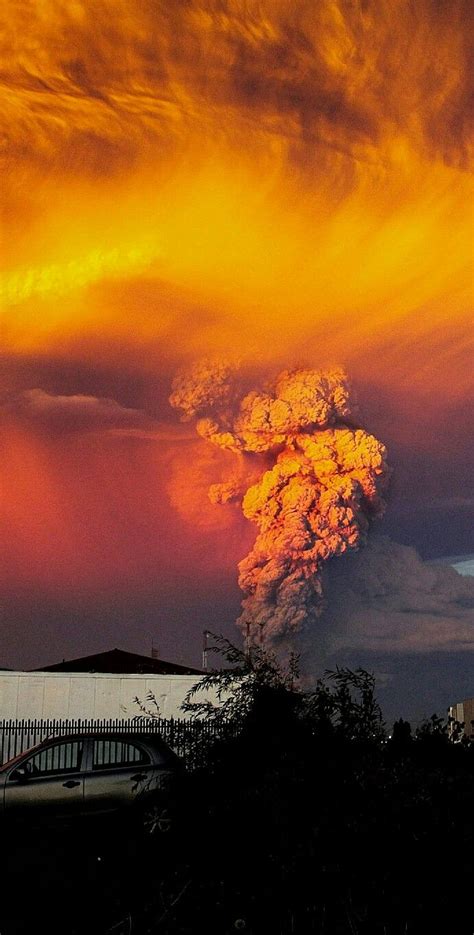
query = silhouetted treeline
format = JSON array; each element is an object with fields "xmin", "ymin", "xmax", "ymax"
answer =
[
  {"xmin": 135, "ymin": 638, "xmax": 474, "ymax": 935},
  {"xmin": 9, "ymin": 639, "xmax": 470, "ymax": 935}
]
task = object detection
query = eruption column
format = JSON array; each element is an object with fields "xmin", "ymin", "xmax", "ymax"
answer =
[{"xmin": 170, "ymin": 361, "xmax": 389, "ymax": 645}]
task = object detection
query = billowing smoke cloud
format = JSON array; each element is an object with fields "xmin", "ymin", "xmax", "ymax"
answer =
[
  {"xmin": 316, "ymin": 536, "xmax": 474, "ymax": 655},
  {"xmin": 170, "ymin": 360, "xmax": 388, "ymax": 643}
]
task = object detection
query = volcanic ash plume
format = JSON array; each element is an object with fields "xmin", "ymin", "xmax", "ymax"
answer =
[{"xmin": 170, "ymin": 361, "xmax": 389, "ymax": 644}]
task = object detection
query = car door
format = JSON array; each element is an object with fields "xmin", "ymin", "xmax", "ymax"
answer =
[
  {"xmin": 4, "ymin": 739, "xmax": 85, "ymax": 820},
  {"xmin": 83, "ymin": 737, "xmax": 158, "ymax": 814}
]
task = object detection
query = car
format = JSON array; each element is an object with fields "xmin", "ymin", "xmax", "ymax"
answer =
[{"xmin": 0, "ymin": 732, "xmax": 182, "ymax": 834}]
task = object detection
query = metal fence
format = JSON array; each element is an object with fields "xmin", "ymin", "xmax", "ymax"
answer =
[{"xmin": 0, "ymin": 717, "xmax": 222, "ymax": 767}]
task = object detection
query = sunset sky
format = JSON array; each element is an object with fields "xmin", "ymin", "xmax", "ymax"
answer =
[{"xmin": 1, "ymin": 0, "xmax": 473, "ymax": 721}]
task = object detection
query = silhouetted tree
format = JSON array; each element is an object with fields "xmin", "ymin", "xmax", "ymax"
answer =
[
  {"xmin": 391, "ymin": 717, "xmax": 412, "ymax": 747},
  {"xmin": 182, "ymin": 633, "xmax": 385, "ymax": 746}
]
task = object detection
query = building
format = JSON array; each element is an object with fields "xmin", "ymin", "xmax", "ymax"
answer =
[
  {"xmin": 0, "ymin": 648, "xmax": 217, "ymax": 722},
  {"xmin": 448, "ymin": 698, "xmax": 474, "ymax": 739},
  {"xmin": 34, "ymin": 648, "xmax": 203, "ymax": 676}
]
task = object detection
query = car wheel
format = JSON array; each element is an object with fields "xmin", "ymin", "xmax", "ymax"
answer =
[{"xmin": 141, "ymin": 802, "xmax": 173, "ymax": 835}]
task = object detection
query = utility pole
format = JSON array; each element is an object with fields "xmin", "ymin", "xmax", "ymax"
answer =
[{"xmin": 202, "ymin": 630, "xmax": 211, "ymax": 671}]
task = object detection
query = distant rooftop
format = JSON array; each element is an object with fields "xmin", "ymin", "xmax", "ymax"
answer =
[{"xmin": 32, "ymin": 647, "xmax": 203, "ymax": 676}]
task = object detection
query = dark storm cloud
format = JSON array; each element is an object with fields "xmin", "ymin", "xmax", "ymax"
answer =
[{"xmin": 316, "ymin": 537, "xmax": 474, "ymax": 655}]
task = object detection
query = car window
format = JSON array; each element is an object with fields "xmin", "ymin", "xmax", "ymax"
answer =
[
  {"xmin": 11, "ymin": 741, "xmax": 83, "ymax": 779},
  {"xmin": 92, "ymin": 739, "xmax": 150, "ymax": 771}
]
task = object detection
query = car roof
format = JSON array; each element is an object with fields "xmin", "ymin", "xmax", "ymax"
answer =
[
  {"xmin": 0, "ymin": 732, "xmax": 172, "ymax": 770},
  {"xmin": 38, "ymin": 732, "xmax": 170, "ymax": 744}
]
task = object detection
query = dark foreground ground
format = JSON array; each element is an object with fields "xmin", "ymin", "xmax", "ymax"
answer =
[
  {"xmin": 0, "ymin": 817, "xmax": 195, "ymax": 935},
  {"xmin": 1, "ymin": 734, "xmax": 474, "ymax": 935},
  {"xmin": 2, "ymin": 654, "xmax": 474, "ymax": 935}
]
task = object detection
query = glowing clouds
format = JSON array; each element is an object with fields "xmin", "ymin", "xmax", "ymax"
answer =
[
  {"xmin": 232, "ymin": 368, "xmax": 352, "ymax": 453},
  {"xmin": 237, "ymin": 427, "xmax": 387, "ymax": 640},
  {"xmin": 170, "ymin": 361, "xmax": 389, "ymax": 643},
  {"xmin": 1, "ymin": 0, "xmax": 471, "ymax": 665},
  {"xmin": 1, "ymin": 0, "xmax": 472, "ymax": 408},
  {"xmin": 0, "ymin": 244, "xmax": 157, "ymax": 308},
  {"xmin": 170, "ymin": 362, "xmax": 352, "ymax": 452},
  {"xmin": 169, "ymin": 358, "xmax": 237, "ymax": 422}
]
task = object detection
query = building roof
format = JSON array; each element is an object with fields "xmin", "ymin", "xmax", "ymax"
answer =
[{"xmin": 32, "ymin": 647, "xmax": 203, "ymax": 676}]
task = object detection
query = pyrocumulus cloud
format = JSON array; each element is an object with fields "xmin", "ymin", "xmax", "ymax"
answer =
[{"xmin": 170, "ymin": 360, "xmax": 389, "ymax": 644}]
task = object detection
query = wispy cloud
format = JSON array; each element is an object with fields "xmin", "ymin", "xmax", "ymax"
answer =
[{"xmin": 2, "ymin": 388, "xmax": 151, "ymax": 434}]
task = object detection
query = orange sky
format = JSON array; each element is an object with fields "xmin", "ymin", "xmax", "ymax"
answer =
[{"xmin": 0, "ymin": 0, "xmax": 473, "ymax": 669}]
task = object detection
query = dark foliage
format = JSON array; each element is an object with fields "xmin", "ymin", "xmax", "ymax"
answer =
[
  {"xmin": 5, "ymin": 638, "xmax": 472, "ymax": 935},
  {"xmin": 124, "ymin": 637, "xmax": 474, "ymax": 934}
]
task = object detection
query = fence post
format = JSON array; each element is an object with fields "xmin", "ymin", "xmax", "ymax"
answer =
[{"xmin": 0, "ymin": 715, "xmax": 206, "ymax": 765}]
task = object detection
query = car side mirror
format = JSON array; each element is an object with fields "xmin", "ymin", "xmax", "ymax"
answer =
[{"xmin": 10, "ymin": 766, "xmax": 29, "ymax": 783}]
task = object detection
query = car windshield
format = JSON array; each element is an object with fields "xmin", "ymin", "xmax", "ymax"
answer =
[{"xmin": 0, "ymin": 736, "xmax": 76, "ymax": 772}]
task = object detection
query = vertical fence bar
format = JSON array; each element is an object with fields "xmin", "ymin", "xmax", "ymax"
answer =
[{"xmin": 0, "ymin": 715, "xmax": 224, "ymax": 766}]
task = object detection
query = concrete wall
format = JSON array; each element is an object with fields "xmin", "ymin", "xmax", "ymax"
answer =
[{"xmin": 0, "ymin": 671, "xmax": 215, "ymax": 721}]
